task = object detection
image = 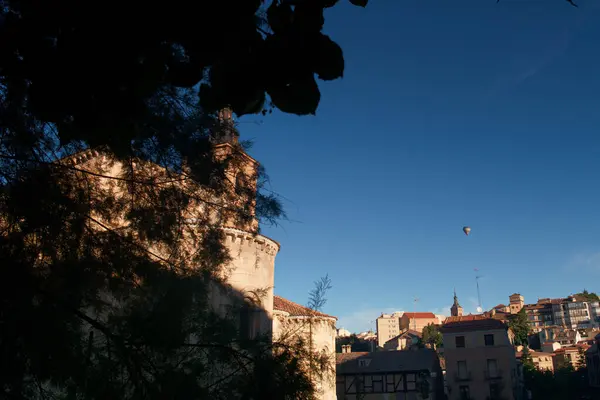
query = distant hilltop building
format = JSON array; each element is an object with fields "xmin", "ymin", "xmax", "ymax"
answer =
[
  {"xmin": 489, "ymin": 293, "xmax": 600, "ymax": 331},
  {"xmin": 509, "ymin": 293, "xmax": 525, "ymax": 314},
  {"xmin": 337, "ymin": 328, "xmax": 351, "ymax": 338}
]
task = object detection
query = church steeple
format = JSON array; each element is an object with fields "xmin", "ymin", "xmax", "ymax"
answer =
[
  {"xmin": 212, "ymin": 107, "xmax": 239, "ymax": 144},
  {"xmin": 451, "ymin": 289, "xmax": 463, "ymax": 317}
]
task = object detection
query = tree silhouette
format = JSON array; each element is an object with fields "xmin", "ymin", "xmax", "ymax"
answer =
[
  {"xmin": 421, "ymin": 323, "xmax": 443, "ymax": 350},
  {"xmin": 307, "ymin": 274, "xmax": 333, "ymax": 312},
  {"xmin": 508, "ymin": 309, "xmax": 530, "ymax": 346},
  {"xmin": 0, "ymin": 1, "xmax": 368, "ymax": 398}
]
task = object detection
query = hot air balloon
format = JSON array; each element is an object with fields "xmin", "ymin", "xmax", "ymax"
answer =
[{"xmin": 463, "ymin": 226, "xmax": 471, "ymax": 236}]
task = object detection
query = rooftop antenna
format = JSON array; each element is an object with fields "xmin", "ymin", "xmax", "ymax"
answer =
[{"xmin": 474, "ymin": 268, "xmax": 483, "ymax": 313}]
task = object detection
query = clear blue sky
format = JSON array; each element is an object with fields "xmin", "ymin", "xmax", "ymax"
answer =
[{"xmin": 239, "ymin": 0, "xmax": 600, "ymax": 333}]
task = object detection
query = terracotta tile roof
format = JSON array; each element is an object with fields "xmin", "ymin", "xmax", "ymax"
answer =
[
  {"xmin": 516, "ymin": 351, "xmax": 555, "ymax": 358},
  {"xmin": 441, "ymin": 317, "xmax": 507, "ymax": 334},
  {"xmin": 483, "ymin": 311, "xmax": 509, "ymax": 321},
  {"xmin": 403, "ymin": 312, "xmax": 436, "ymax": 319},
  {"xmin": 525, "ymin": 304, "xmax": 545, "ymax": 310},
  {"xmin": 389, "ymin": 329, "xmax": 422, "ymax": 341},
  {"xmin": 493, "ymin": 304, "xmax": 507, "ymax": 309},
  {"xmin": 336, "ymin": 352, "xmax": 369, "ymax": 364},
  {"xmin": 336, "ymin": 349, "xmax": 440, "ymax": 374},
  {"xmin": 443, "ymin": 314, "xmax": 488, "ymax": 324},
  {"xmin": 273, "ymin": 295, "xmax": 337, "ymax": 319}
]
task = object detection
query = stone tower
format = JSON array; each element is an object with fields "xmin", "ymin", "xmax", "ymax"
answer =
[
  {"xmin": 509, "ymin": 293, "xmax": 525, "ymax": 314},
  {"xmin": 451, "ymin": 289, "xmax": 463, "ymax": 317}
]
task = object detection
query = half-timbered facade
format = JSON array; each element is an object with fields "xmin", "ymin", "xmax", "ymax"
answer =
[{"xmin": 336, "ymin": 349, "xmax": 444, "ymax": 399}]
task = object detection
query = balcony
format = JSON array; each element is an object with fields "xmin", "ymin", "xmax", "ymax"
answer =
[
  {"xmin": 484, "ymin": 369, "xmax": 503, "ymax": 380},
  {"xmin": 454, "ymin": 372, "xmax": 472, "ymax": 382}
]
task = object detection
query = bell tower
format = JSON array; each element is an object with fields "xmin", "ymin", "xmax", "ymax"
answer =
[
  {"xmin": 212, "ymin": 107, "xmax": 240, "ymax": 144},
  {"xmin": 451, "ymin": 289, "xmax": 463, "ymax": 317},
  {"xmin": 211, "ymin": 107, "xmax": 259, "ymax": 232}
]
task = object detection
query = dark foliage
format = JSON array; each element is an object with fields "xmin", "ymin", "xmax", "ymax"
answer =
[
  {"xmin": 0, "ymin": 1, "xmax": 367, "ymax": 398},
  {"xmin": 575, "ymin": 289, "xmax": 600, "ymax": 302},
  {"xmin": 421, "ymin": 323, "xmax": 443, "ymax": 350},
  {"xmin": 508, "ymin": 308, "xmax": 530, "ymax": 346},
  {"xmin": 524, "ymin": 364, "xmax": 593, "ymax": 400},
  {"xmin": 307, "ymin": 274, "xmax": 333, "ymax": 312}
]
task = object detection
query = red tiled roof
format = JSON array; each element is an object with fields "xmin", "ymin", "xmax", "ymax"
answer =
[
  {"xmin": 493, "ymin": 304, "xmax": 507, "ymax": 309},
  {"xmin": 403, "ymin": 312, "xmax": 436, "ymax": 319},
  {"xmin": 336, "ymin": 352, "xmax": 369, "ymax": 364},
  {"xmin": 273, "ymin": 296, "xmax": 337, "ymax": 319},
  {"xmin": 389, "ymin": 329, "xmax": 422, "ymax": 341},
  {"xmin": 440, "ymin": 317, "xmax": 507, "ymax": 334},
  {"xmin": 525, "ymin": 304, "xmax": 545, "ymax": 310},
  {"xmin": 443, "ymin": 314, "xmax": 488, "ymax": 324},
  {"xmin": 516, "ymin": 351, "xmax": 555, "ymax": 358}
]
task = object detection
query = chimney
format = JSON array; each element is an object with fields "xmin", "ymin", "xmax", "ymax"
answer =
[{"xmin": 342, "ymin": 344, "xmax": 351, "ymax": 354}]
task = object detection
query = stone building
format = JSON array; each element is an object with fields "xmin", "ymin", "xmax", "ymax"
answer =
[
  {"xmin": 57, "ymin": 110, "xmax": 338, "ymax": 396},
  {"xmin": 586, "ymin": 333, "xmax": 600, "ymax": 388},
  {"xmin": 272, "ymin": 296, "xmax": 337, "ymax": 400},
  {"xmin": 515, "ymin": 350, "xmax": 554, "ymax": 372},
  {"xmin": 61, "ymin": 110, "xmax": 280, "ymax": 340},
  {"xmin": 400, "ymin": 312, "xmax": 439, "ymax": 333},
  {"xmin": 509, "ymin": 293, "xmax": 525, "ymax": 314}
]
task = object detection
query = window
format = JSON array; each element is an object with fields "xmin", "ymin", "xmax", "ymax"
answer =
[
  {"xmin": 459, "ymin": 385, "xmax": 470, "ymax": 400},
  {"xmin": 406, "ymin": 373, "xmax": 416, "ymax": 390},
  {"xmin": 456, "ymin": 335, "xmax": 466, "ymax": 348},
  {"xmin": 487, "ymin": 359, "xmax": 498, "ymax": 378},
  {"xmin": 457, "ymin": 360, "xmax": 468, "ymax": 379},
  {"xmin": 358, "ymin": 359, "xmax": 371, "ymax": 367},
  {"xmin": 239, "ymin": 305, "xmax": 261, "ymax": 340},
  {"xmin": 484, "ymin": 334, "xmax": 495, "ymax": 346},
  {"xmin": 235, "ymin": 173, "xmax": 247, "ymax": 195},
  {"xmin": 489, "ymin": 383, "xmax": 501, "ymax": 399}
]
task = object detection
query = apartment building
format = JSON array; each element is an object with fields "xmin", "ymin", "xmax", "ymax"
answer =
[
  {"xmin": 586, "ymin": 333, "xmax": 600, "ymax": 388},
  {"xmin": 376, "ymin": 312, "xmax": 403, "ymax": 348},
  {"xmin": 553, "ymin": 296, "xmax": 594, "ymax": 329},
  {"xmin": 524, "ymin": 302, "xmax": 554, "ymax": 331},
  {"xmin": 515, "ymin": 349, "xmax": 554, "ymax": 372},
  {"xmin": 589, "ymin": 301, "xmax": 600, "ymax": 326},
  {"xmin": 441, "ymin": 315, "xmax": 522, "ymax": 400},
  {"xmin": 400, "ymin": 312, "xmax": 439, "ymax": 333},
  {"xmin": 538, "ymin": 327, "xmax": 581, "ymax": 347},
  {"xmin": 553, "ymin": 345, "xmax": 589, "ymax": 370}
]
